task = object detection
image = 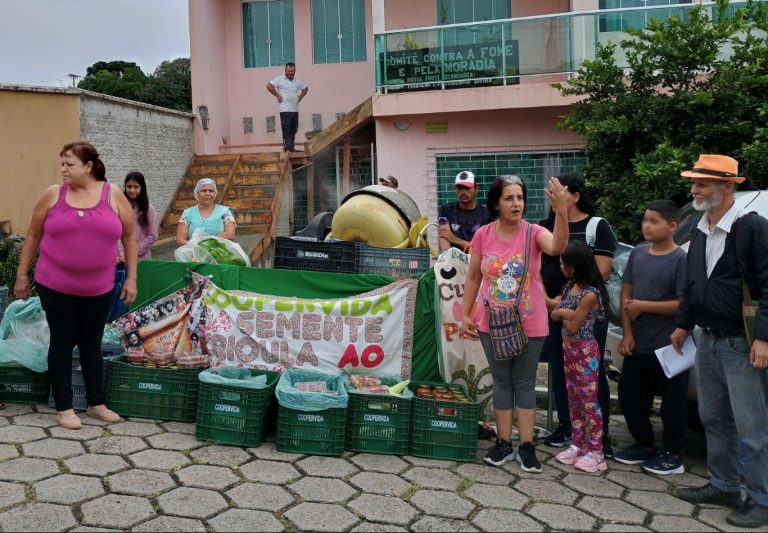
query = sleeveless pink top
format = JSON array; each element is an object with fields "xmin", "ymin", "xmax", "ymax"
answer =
[{"xmin": 35, "ymin": 182, "xmax": 122, "ymax": 296}]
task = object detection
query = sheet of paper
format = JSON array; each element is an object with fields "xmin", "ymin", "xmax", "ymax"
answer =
[{"xmin": 654, "ymin": 335, "xmax": 696, "ymax": 378}]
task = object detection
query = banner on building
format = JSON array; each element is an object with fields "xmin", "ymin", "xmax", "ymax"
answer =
[
  {"xmin": 435, "ymin": 248, "xmax": 493, "ymax": 420},
  {"xmin": 202, "ymin": 278, "xmax": 418, "ymax": 377}
]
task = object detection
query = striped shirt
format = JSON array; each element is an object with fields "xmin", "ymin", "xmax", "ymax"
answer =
[{"xmin": 696, "ymin": 201, "xmax": 745, "ymax": 278}]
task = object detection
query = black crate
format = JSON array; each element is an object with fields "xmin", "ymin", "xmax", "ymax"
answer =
[
  {"xmin": 274, "ymin": 237, "xmax": 357, "ymax": 274},
  {"xmin": 355, "ymin": 244, "xmax": 430, "ymax": 278}
]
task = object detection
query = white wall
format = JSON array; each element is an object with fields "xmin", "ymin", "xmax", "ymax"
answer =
[{"xmin": 79, "ymin": 91, "xmax": 194, "ymax": 218}]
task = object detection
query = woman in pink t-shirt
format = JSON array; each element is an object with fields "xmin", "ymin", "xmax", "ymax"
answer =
[
  {"xmin": 462, "ymin": 175, "xmax": 570, "ymax": 473},
  {"xmin": 14, "ymin": 142, "xmax": 138, "ymax": 430}
]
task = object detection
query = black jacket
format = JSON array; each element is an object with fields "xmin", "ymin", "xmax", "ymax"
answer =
[{"xmin": 676, "ymin": 212, "xmax": 768, "ymax": 341}]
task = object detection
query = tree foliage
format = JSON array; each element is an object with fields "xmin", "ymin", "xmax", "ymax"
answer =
[
  {"xmin": 78, "ymin": 58, "xmax": 191, "ymax": 112},
  {"xmin": 555, "ymin": 0, "xmax": 768, "ymax": 243}
]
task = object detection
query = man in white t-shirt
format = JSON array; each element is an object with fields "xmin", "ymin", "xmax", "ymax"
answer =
[{"xmin": 266, "ymin": 62, "xmax": 309, "ymax": 152}]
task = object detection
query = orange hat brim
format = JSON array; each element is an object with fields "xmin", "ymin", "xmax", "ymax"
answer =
[{"xmin": 680, "ymin": 170, "xmax": 745, "ymax": 183}]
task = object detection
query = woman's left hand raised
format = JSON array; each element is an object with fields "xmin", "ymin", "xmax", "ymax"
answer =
[
  {"xmin": 121, "ymin": 278, "xmax": 137, "ymax": 305},
  {"xmin": 544, "ymin": 177, "xmax": 570, "ymax": 214}
]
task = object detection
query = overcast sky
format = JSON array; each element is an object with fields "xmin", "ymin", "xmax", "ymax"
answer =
[{"xmin": 0, "ymin": 0, "xmax": 190, "ymax": 88}]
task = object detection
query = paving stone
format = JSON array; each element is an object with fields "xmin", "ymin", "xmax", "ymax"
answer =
[
  {"xmin": 296, "ymin": 455, "xmax": 359, "ymax": 478},
  {"xmin": 128, "ymin": 449, "xmax": 190, "ymax": 471},
  {"xmin": 226, "ymin": 482, "xmax": 294, "ymax": 511},
  {"xmin": 108, "ymin": 421, "xmax": 163, "ymax": 437},
  {"xmin": 107, "ymin": 469, "xmax": 177, "ymax": 496},
  {"xmin": 86, "ymin": 436, "xmax": 147, "ymax": 455},
  {"xmin": 351, "ymin": 522, "xmax": 408, "ymax": 532},
  {"xmin": 208, "ymin": 509, "xmax": 285, "ymax": 532},
  {"xmin": 648, "ymin": 515, "xmax": 717, "ymax": 532},
  {"xmin": 0, "ymin": 417, "xmax": 9, "ymax": 427},
  {"xmin": 528, "ymin": 502, "xmax": 597, "ymax": 531},
  {"xmin": 176, "ymin": 464, "xmax": 240, "ymax": 490},
  {"xmin": 349, "ymin": 471, "xmax": 412, "ymax": 496},
  {"xmin": 0, "ymin": 480, "xmax": 27, "ymax": 510},
  {"xmin": 146, "ymin": 432, "xmax": 204, "ymax": 451},
  {"xmin": 289, "ymin": 476, "xmax": 356, "ymax": 503},
  {"xmin": 157, "ymin": 487, "xmax": 228, "ymax": 518},
  {"xmin": 514, "ymin": 478, "xmax": 578, "ymax": 505},
  {"xmin": 159, "ymin": 421, "xmax": 196, "ymax": 434},
  {"xmin": 12, "ymin": 413, "xmax": 59, "ymax": 428},
  {"xmin": 401, "ymin": 466, "xmax": 462, "ymax": 490},
  {"xmin": 0, "ymin": 444, "xmax": 19, "ymax": 462},
  {"xmin": 349, "ymin": 453, "xmax": 408, "ymax": 473},
  {"xmin": 472, "ymin": 509, "xmax": 545, "ymax": 532},
  {"xmin": 0, "ymin": 502, "xmax": 76, "ymax": 532},
  {"xmin": 599, "ymin": 525, "xmax": 652, "ymax": 532},
  {"xmin": 0, "ymin": 425, "xmax": 46, "ymax": 443},
  {"xmin": 455, "ymin": 463, "xmax": 515, "ymax": 485},
  {"xmin": 697, "ymin": 506, "xmax": 757, "ymax": 532},
  {"xmin": 34, "ymin": 474, "xmax": 104, "ymax": 504},
  {"xmin": 501, "ymin": 458, "xmax": 564, "ymax": 480},
  {"xmin": 189, "ymin": 445, "xmax": 251, "ymax": 466},
  {"xmin": 463, "ymin": 483, "xmax": 529, "ymax": 510},
  {"xmin": 348, "ymin": 493, "xmax": 418, "ymax": 525},
  {"xmin": 284, "ymin": 502, "xmax": 359, "ymax": 532},
  {"xmin": 0, "ymin": 404, "xmax": 33, "ymax": 416},
  {"xmin": 131, "ymin": 516, "xmax": 206, "ymax": 532},
  {"xmin": 0, "ymin": 457, "xmax": 59, "ymax": 482},
  {"xmin": 70, "ymin": 527, "xmax": 122, "ymax": 532},
  {"xmin": 607, "ymin": 470, "xmax": 669, "ymax": 492},
  {"xmin": 79, "ymin": 414, "xmax": 110, "ymax": 426},
  {"xmin": 22, "ymin": 438, "xmax": 84, "ymax": 459},
  {"xmin": 672, "ymin": 471, "xmax": 710, "ymax": 487},
  {"xmin": 240, "ymin": 459, "xmax": 301, "ymax": 484},
  {"xmin": 64, "ymin": 454, "xmax": 128, "ymax": 476},
  {"xmin": 410, "ymin": 516, "xmax": 480, "ymax": 532},
  {"xmin": 625, "ymin": 489, "xmax": 695, "ymax": 516},
  {"xmin": 48, "ymin": 426, "xmax": 105, "ymax": 441},
  {"xmin": 577, "ymin": 495, "xmax": 647, "ymax": 524},
  {"xmin": 689, "ymin": 464, "xmax": 710, "ymax": 477},
  {"xmin": 247, "ymin": 442, "xmax": 304, "ymax": 462},
  {"xmin": 410, "ymin": 489, "xmax": 475, "ymax": 518},
  {"xmin": 563, "ymin": 473, "xmax": 626, "ymax": 497},
  {"xmin": 402, "ymin": 455, "xmax": 457, "ymax": 468},
  {"xmin": 80, "ymin": 494, "xmax": 156, "ymax": 529},
  {"xmin": 35, "ymin": 405, "xmax": 57, "ymax": 414}
]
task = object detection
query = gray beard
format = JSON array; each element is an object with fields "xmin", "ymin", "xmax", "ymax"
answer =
[{"xmin": 693, "ymin": 187, "xmax": 724, "ymax": 213}]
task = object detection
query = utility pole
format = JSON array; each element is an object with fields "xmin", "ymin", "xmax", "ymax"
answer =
[{"xmin": 67, "ymin": 73, "xmax": 80, "ymax": 88}]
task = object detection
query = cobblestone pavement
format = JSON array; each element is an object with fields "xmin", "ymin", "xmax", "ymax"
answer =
[{"xmin": 0, "ymin": 402, "xmax": 748, "ymax": 532}]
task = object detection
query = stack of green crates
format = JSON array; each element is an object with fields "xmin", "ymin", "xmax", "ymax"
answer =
[
  {"xmin": 106, "ymin": 357, "xmax": 200, "ymax": 422},
  {"xmin": 195, "ymin": 369, "xmax": 280, "ymax": 448},
  {"xmin": 408, "ymin": 380, "xmax": 480, "ymax": 462},
  {"xmin": 0, "ymin": 365, "xmax": 48, "ymax": 404},
  {"xmin": 345, "ymin": 379, "xmax": 412, "ymax": 455}
]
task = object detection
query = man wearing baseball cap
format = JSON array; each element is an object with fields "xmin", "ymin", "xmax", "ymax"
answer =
[
  {"xmin": 671, "ymin": 154, "xmax": 768, "ymax": 528},
  {"xmin": 438, "ymin": 170, "xmax": 492, "ymax": 252}
]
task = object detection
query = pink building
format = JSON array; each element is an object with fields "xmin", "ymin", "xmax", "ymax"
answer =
[{"xmin": 188, "ymin": 0, "xmax": 692, "ymax": 229}]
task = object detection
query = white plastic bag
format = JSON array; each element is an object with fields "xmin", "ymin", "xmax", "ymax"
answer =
[{"xmin": 174, "ymin": 229, "xmax": 250, "ymax": 267}]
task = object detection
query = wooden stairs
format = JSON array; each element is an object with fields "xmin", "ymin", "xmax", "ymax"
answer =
[{"xmin": 155, "ymin": 152, "xmax": 291, "ymax": 264}]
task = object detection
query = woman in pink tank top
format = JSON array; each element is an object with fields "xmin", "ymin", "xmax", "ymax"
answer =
[{"xmin": 14, "ymin": 141, "xmax": 138, "ymax": 430}]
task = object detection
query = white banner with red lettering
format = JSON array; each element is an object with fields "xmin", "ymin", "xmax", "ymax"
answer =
[
  {"xmin": 435, "ymin": 248, "xmax": 493, "ymax": 420},
  {"xmin": 202, "ymin": 278, "xmax": 418, "ymax": 378}
]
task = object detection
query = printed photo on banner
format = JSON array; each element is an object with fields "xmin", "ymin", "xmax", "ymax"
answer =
[{"xmin": 203, "ymin": 278, "xmax": 418, "ymax": 377}]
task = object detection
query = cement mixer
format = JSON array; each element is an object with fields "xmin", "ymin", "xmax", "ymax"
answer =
[{"xmin": 330, "ymin": 185, "xmax": 432, "ymax": 249}]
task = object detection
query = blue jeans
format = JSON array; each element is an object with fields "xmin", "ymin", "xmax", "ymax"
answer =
[{"xmin": 696, "ymin": 332, "xmax": 768, "ymax": 506}]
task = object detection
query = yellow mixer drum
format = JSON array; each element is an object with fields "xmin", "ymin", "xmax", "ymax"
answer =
[{"xmin": 330, "ymin": 185, "xmax": 421, "ymax": 248}]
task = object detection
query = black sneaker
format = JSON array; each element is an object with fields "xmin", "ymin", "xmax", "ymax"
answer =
[
  {"xmin": 484, "ymin": 438, "xmax": 514, "ymax": 467},
  {"xmin": 642, "ymin": 450, "xmax": 684, "ymax": 475},
  {"xmin": 602, "ymin": 434, "xmax": 614, "ymax": 460},
  {"xmin": 727, "ymin": 498, "xmax": 768, "ymax": 528},
  {"xmin": 614, "ymin": 443, "xmax": 656, "ymax": 465},
  {"xmin": 517, "ymin": 441, "xmax": 542, "ymax": 473},
  {"xmin": 676, "ymin": 484, "xmax": 742, "ymax": 508},
  {"xmin": 544, "ymin": 424, "xmax": 572, "ymax": 448}
]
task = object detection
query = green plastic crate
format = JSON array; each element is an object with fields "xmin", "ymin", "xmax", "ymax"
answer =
[
  {"xmin": 345, "ymin": 390, "xmax": 411, "ymax": 455},
  {"xmin": 195, "ymin": 369, "xmax": 280, "ymax": 448},
  {"xmin": 0, "ymin": 365, "xmax": 49, "ymax": 404},
  {"xmin": 277, "ymin": 406, "xmax": 346, "ymax": 456},
  {"xmin": 408, "ymin": 380, "xmax": 480, "ymax": 462},
  {"xmin": 106, "ymin": 357, "xmax": 200, "ymax": 422}
]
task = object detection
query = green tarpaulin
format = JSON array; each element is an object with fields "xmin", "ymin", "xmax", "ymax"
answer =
[{"xmin": 135, "ymin": 260, "xmax": 440, "ymax": 382}]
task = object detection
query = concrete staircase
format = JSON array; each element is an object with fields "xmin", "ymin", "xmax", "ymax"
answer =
[{"xmin": 154, "ymin": 153, "xmax": 289, "ymax": 262}]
